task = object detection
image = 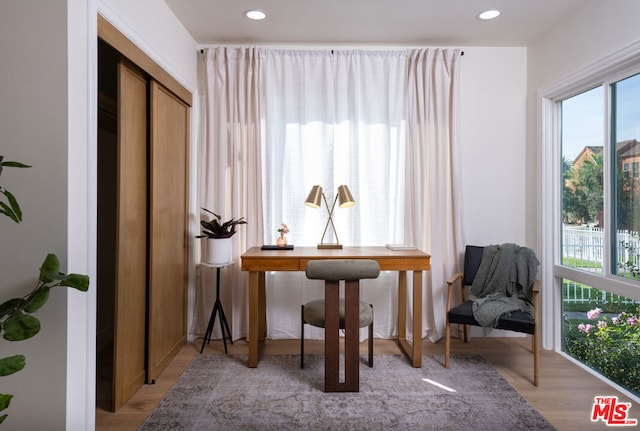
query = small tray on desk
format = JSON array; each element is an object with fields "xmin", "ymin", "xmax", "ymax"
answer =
[
  {"xmin": 261, "ymin": 245, "xmax": 294, "ymax": 250},
  {"xmin": 385, "ymin": 244, "xmax": 417, "ymax": 251}
]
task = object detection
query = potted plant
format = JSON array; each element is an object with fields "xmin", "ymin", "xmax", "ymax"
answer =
[
  {"xmin": 196, "ymin": 208, "xmax": 247, "ymax": 265},
  {"xmin": 0, "ymin": 155, "xmax": 89, "ymax": 424}
]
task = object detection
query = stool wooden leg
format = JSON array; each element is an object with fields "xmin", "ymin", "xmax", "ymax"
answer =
[
  {"xmin": 324, "ymin": 280, "xmax": 341, "ymax": 392},
  {"xmin": 368, "ymin": 305, "xmax": 373, "ymax": 367},
  {"xmin": 300, "ymin": 305, "xmax": 305, "ymax": 369},
  {"xmin": 342, "ymin": 280, "xmax": 360, "ymax": 392}
]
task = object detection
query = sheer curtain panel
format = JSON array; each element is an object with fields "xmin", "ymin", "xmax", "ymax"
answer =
[
  {"xmin": 195, "ymin": 47, "xmax": 264, "ymax": 341},
  {"xmin": 405, "ymin": 48, "xmax": 465, "ymax": 342}
]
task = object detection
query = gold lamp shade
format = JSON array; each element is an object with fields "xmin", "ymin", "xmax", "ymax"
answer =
[
  {"xmin": 337, "ymin": 185, "xmax": 355, "ymax": 208},
  {"xmin": 304, "ymin": 185, "xmax": 323, "ymax": 208}
]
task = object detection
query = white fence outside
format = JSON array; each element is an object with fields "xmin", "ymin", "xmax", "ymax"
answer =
[{"xmin": 562, "ymin": 224, "xmax": 640, "ymax": 306}]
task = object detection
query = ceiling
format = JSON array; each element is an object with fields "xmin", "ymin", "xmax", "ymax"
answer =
[{"xmin": 164, "ymin": 0, "xmax": 590, "ymax": 47}]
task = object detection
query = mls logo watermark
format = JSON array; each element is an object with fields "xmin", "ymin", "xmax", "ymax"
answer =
[{"xmin": 591, "ymin": 396, "xmax": 638, "ymax": 426}]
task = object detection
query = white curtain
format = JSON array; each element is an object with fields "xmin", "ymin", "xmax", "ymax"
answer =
[
  {"xmin": 259, "ymin": 49, "xmax": 408, "ymax": 340},
  {"xmin": 405, "ymin": 48, "xmax": 465, "ymax": 342},
  {"xmin": 197, "ymin": 46, "xmax": 464, "ymax": 344},
  {"xmin": 195, "ymin": 47, "xmax": 264, "ymax": 341}
]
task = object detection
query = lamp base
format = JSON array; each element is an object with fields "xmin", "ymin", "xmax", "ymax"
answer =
[{"xmin": 317, "ymin": 243, "xmax": 343, "ymax": 249}]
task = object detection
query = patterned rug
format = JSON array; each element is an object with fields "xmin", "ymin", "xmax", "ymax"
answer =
[{"xmin": 139, "ymin": 353, "xmax": 556, "ymax": 430}]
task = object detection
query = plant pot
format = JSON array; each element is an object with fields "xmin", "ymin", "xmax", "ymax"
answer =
[{"xmin": 204, "ymin": 237, "xmax": 232, "ymax": 265}]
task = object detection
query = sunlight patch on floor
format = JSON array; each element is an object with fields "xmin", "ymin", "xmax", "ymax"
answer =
[{"xmin": 422, "ymin": 378, "xmax": 457, "ymax": 392}]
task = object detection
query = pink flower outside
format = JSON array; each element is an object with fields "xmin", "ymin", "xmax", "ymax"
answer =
[{"xmin": 587, "ymin": 307, "xmax": 602, "ymax": 320}]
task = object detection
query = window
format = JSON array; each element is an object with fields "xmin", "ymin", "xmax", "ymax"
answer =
[
  {"xmin": 556, "ymin": 71, "xmax": 640, "ymax": 399},
  {"xmin": 260, "ymin": 50, "xmax": 408, "ymax": 248}
]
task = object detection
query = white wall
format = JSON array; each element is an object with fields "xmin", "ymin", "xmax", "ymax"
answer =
[
  {"xmin": 459, "ymin": 47, "xmax": 528, "ymax": 247},
  {"xmin": 98, "ymin": 0, "xmax": 198, "ymax": 92},
  {"xmin": 0, "ymin": 2, "xmax": 70, "ymax": 430}
]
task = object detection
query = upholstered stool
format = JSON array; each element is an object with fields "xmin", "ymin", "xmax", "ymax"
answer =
[
  {"xmin": 302, "ymin": 259, "xmax": 380, "ymax": 392},
  {"xmin": 301, "ymin": 299, "xmax": 373, "ymax": 368}
]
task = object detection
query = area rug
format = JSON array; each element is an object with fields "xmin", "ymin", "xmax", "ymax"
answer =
[{"xmin": 139, "ymin": 354, "xmax": 555, "ymax": 431}]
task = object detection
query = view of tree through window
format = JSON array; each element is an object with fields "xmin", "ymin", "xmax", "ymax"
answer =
[{"xmin": 560, "ymin": 79, "xmax": 640, "ymax": 398}]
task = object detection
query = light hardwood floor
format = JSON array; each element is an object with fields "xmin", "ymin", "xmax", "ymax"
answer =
[{"xmin": 96, "ymin": 337, "xmax": 639, "ymax": 431}]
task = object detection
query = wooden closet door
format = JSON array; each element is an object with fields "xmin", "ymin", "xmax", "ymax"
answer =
[
  {"xmin": 113, "ymin": 60, "xmax": 148, "ymax": 409},
  {"xmin": 147, "ymin": 80, "xmax": 189, "ymax": 382}
]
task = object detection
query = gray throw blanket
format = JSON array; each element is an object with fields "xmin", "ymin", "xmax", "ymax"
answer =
[{"xmin": 469, "ymin": 243, "xmax": 539, "ymax": 328}]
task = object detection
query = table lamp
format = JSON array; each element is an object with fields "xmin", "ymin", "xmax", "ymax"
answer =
[{"xmin": 304, "ymin": 184, "xmax": 355, "ymax": 249}]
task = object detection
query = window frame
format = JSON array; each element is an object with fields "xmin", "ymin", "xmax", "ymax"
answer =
[{"xmin": 539, "ymin": 41, "xmax": 640, "ymax": 356}]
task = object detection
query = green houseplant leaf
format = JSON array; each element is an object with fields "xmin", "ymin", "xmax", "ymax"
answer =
[
  {"xmin": 38, "ymin": 254, "xmax": 62, "ymax": 283},
  {"xmin": 2, "ymin": 314, "xmax": 41, "ymax": 341},
  {"xmin": 23, "ymin": 288, "xmax": 50, "ymax": 313},
  {"xmin": 0, "ymin": 190, "xmax": 22, "ymax": 223},
  {"xmin": 61, "ymin": 274, "xmax": 90, "ymax": 292},
  {"xmin": 0, "ymin": 355, "xmax": 25, "ymax": 377},
  {"xmin": 0, "ymin": 393, "xmax": 13, "ymax": 419},
  {"xmin": 0, "ymin": 156, "xmax": 30, "ymax": 225},
  {"xmin": 196, "ymin": 208, "xmax": 247, "ymax": 238},
  {"xmin": 0, "ymin": 299, "xmax": 25, "ymax": 320}
]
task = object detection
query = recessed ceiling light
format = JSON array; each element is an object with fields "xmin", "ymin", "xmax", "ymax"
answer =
[
  {"xmin": 245, "ymin": 9, "xmax": 267, "ymax": 20},
  {"xmin": 478, "ymin": 9, "xmax": 501, "ymax": 20}
]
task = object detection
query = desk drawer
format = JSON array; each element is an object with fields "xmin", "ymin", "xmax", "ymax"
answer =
[{"xmin": 242, "ymin": 259, "xmax": 300, "ymax": 271}]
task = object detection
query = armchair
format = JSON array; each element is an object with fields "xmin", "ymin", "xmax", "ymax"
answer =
[{"xmin": 444, "ymin": 245, "xmax": 540, "ymax": 386}]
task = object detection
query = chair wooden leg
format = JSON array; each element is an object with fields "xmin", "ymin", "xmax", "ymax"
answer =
[
  {"xmin": 445, "ymin": 317, "xmax": 450, "ymax": 368},
  {"xmin": 368, "ymin": 305, "xmax": 373, "ymax": 368},
  {"xmin": 533, "ymin": 331, "xmax": 539, "ymax": 386},
  {"xmin": 300, "ymin": 305, "xmax": 305, "ymax": 369}
]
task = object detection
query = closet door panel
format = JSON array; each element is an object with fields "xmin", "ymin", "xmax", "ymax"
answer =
[
  {"xmin": 147, "ymin": 80, "xmax": 189, "ymax": 382},
  {"xmin": 113, "ymin": 60, "xmax": 148, "ymax": 409}
]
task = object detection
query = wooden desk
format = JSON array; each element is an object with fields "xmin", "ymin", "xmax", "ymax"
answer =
[{"xmin": 240, "ymin": 246, "xmax": 431, "ymax": 368}]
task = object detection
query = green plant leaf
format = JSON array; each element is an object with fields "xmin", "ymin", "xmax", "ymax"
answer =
[
  {"xmin": 0, "ymin": 298, "xmax": 25, "ymax": 320},
  {"xmin": 23, "ymin": 287, "xmax": 50, "ymax": 313},
  {"xmin": 61, "ymin": 274, "xmax": 90, "ymax": 292},
  {"xmin": 0, "ymin": 201, "xmax": 19, "ymax": 223},
  {"xmin": 1, "ymin": 161, "xmax": 31, "ymax": 169},
  {"xmin": 1, "ymin": 189, "xmax": 22, "ymax": 222},
  {"xmin": 0, "ymin": 355, "xmax": 25, "ymax": 377},
  {"xmin": 0, "ymin": 394, "xmax": 11, "ymax": 412},
  {"xmin": 39, "ymin": 254, "xmax": 61, "ymax": 283},
  {"xmin": 2, "ymin": 314, "xmax": 40, "ymax": 341},
  {"xmin": 0, "ymin": 413, "xmax": 7, "ymax": 424}
]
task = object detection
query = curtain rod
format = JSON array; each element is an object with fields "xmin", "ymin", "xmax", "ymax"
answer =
[{"xmin": 200, "ymin": 48, "xmax": 464, "ymax": 55}]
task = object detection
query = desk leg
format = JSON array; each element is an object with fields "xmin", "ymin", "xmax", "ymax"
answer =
[
  {"xmin": 258, "ymin": 271, "xmax": 266, "ymax": 341},
  {"xmin": 398, "ymin": 271, "xmax": 407, "ymax": 341},
  {"xmin": 248, "ymin": 271, "xmax": 259, "ymax": 367},
  {"xmin": 411, "ymin": 271, "xmax": 423, "ymax": 367},
  {"xmin": 397, "ymin": 270, "xmax": 422, "ymax": 367}
]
